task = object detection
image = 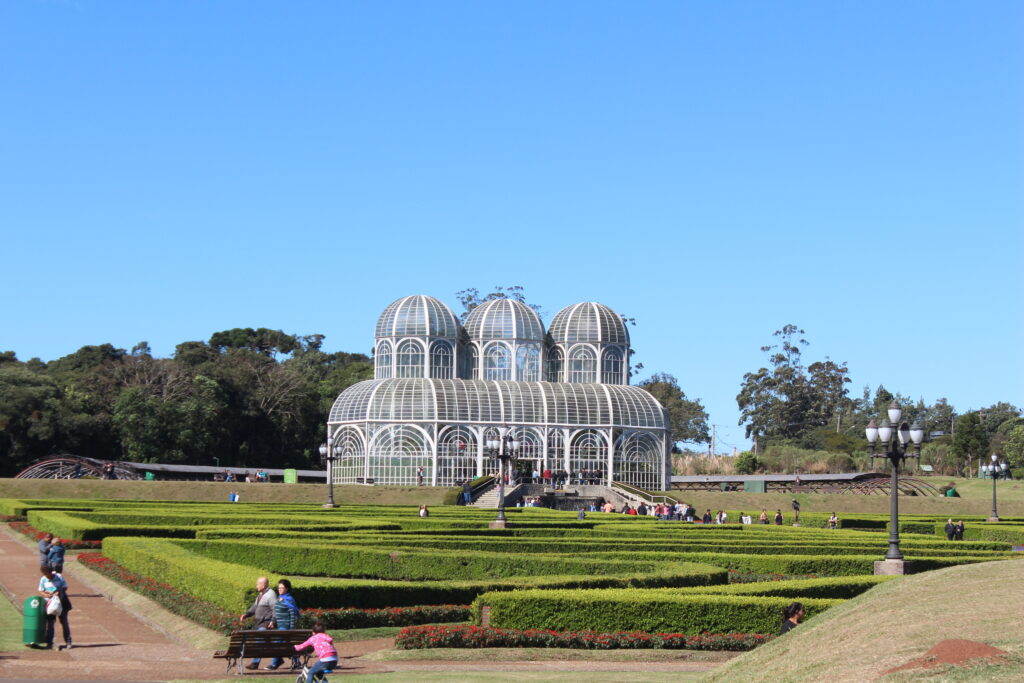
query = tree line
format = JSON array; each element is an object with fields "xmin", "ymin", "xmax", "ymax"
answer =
[
  {"xmin": 0, "ymin": 331, "xmax": 371, "ymax": 476},
  {"xmin": 735, "ymin": 325, "xmax": 1023, "ymax": 476}
]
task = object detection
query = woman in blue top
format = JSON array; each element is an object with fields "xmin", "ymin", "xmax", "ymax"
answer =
[
  {"xmin": 38, "ymin": 565, "xmax": 72, "ymax": 650},
  {"xmin": 265, "ymin": 579, "xmax": 301, "ymax": 671}
]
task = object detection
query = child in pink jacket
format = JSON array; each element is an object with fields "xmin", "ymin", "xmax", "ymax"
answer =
[{"xmin": 295, "ymin": 622, "xmax": 338, "ymax": 682}]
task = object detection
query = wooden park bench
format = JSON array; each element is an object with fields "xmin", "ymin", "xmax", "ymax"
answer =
[{"xmin": 214, "ymin": 629, "xmax": 313, "ymax": 675}]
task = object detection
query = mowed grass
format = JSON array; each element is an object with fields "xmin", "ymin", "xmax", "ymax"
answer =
[
  {"xmin": 0, "ymin": 478, "xmax": 450, "ymax": 506},
  {"xmin": 705, "ymin": 558, "xmax": 1024, "ymax": 682}
]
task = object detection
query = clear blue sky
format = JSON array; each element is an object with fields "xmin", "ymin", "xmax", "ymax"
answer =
[{"xmin": 2, "ymin": 1, "xmax": 1021, "ymax": 452}]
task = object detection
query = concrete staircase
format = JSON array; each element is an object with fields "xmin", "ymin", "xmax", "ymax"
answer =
[{"xmin": 469, "ymin": 483, "xmax": 523, "ymax": 508}]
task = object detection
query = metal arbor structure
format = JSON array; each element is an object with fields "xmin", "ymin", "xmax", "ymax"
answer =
[
  {"xmin": 327, "ymin": 295, "xmax": 672, "ymax": 489},
  {"xmin": 15, "ymin": 455, "xmax": 141, "ymax": 480}
]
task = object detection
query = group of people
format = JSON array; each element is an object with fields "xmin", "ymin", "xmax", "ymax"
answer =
[
  {"xmin": 944, "ymin": 519, "xmax": 966, "ymax": 541},
  {"xmin": 36, "ymin": 533, "xmax": 71, "ymax": 650},
  {"xmin": 215, "ymin": 469, "xmax": 270, "ymax": 483},
  {"xmin": 516, "ymin": 497, "xmax": 544, "ymax": 507},
  {"xmin": 533, "ymin": 468, "xmax": 604, "ymax": 486},
  {"xmin": 240, "ymin": 576, "xmax": 337, "ymax": 682}
]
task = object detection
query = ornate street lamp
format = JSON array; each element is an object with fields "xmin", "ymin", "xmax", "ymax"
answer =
[
  {"xmin": 484, "ymin": 425, "xmax": 520, "ymax": 529},
  {"xmin": 319, "ymin": 440, "xmax": 339, "ymax": 509},
  {"xmin": 865, "ymin": 400, "xmax": 924, "ymax": 572},
  {"xmin": 981, "ymin": 453, "xmax": 1008, "ymax": 522}
]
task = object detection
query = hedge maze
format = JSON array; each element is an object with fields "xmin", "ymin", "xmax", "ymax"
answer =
[{"xmin": 4, "ymin": 497, "xmax": 1023, "ymax": 641}]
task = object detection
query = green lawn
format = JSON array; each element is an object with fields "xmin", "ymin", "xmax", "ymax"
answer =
[{"xmin": 0, "ymin": 592, "xmax": 28, "ymax": 651}]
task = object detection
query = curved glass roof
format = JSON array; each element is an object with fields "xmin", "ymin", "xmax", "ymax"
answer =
[
  {"xmin": 463, "ymin": 299, "xmax": 545, "ymax": 343},
  {"xmin": 548, "ymin": 302, "xmax": 630, "ymax": 345},
  {"xmin": 329, "ymin": 378, "xmax": 666, "ymax": 429},
  {"xmin": 375, "ymin": 295, "xmax": 460, "ymax": 339}
]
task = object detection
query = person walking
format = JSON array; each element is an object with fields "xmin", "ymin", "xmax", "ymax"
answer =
[
  {"xmin": 265, "ymin": 579, "xmax": 301, "ymax": 671},
  {"xmin": 944, "ymin": 518, "xmax": 955, "ymax": 541},
  {"xmin": 240, "ymin": 576, "xmax": 277, "ymax": 670},
  {"xmin": 37, "ymin": 533, "xmax": 54, "ymax": 568},
  {"xmin": 774, "ymin": 509, "xmax": 784, "ymax": 525},
  {"xmin": 39, "ymin": 566, "xmax": 72, "ymax": 650},
  {"xmin": 954, "ymin": 520, "xmax": 965, "ymax": 541},
  {"xmin": 828, "ymin": 512, "xmax": 839, "ymax": 530},
  {"xmin": 759, "ymin": 508, "xmax": 769, "ymax": 524}
]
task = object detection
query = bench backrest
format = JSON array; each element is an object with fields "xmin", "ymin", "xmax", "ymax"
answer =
[{"xmin": 221, "ymin": 629, "xmax": 312, "ymax": 656}]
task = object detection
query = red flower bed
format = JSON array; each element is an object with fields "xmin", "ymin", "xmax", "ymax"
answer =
[
  {"xmin": 395, "ymin": 624, "xmax": 772, "ymax": 651},
  {"xmin": 77, "ymin": 553, "xmax": 470, "ymax": 634},
  {"xmin": 7, "ymin": 522, "xmax": 102, "ymax": 550}
]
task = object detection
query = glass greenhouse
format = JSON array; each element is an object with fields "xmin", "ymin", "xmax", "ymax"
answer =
[{"xmin": 327, "ymin": 295, "xmax": 670, "ymax": 489}]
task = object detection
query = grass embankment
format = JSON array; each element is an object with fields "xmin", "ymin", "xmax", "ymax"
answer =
[
  {"xmin": 655, "ymin": 477, "xmax": 1024, "ymax": 519},
  {"xmin": 706, "ymin": 558, "xmax": 1024, "ymax": 682},
  {"xmin": 0, "ymin": 479, "xmax": 449, "ymax": 506}
]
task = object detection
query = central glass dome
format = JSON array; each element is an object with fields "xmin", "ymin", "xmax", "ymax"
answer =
[{"xmin": 464, "ymin": 299, "xmax": 545, "ymax": 342}]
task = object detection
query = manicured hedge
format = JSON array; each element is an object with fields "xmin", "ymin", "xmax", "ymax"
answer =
[
  {"xmin": 27, "ymin": 510, "xmax": 197, "ymax": 541},
  {"xmin": 104, "ymin": 537, "xmax": 727, "ymax": 610},
  {"xmin": 473, "ymin": 589, "xmax": 842, "ymax": 633}
]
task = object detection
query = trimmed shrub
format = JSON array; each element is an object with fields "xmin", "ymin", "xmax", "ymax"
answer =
[{"xmin": 473, "ymin": 589, "xmax": 842, "ymax": 633}]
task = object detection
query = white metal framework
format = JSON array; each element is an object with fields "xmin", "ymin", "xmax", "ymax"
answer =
[
  {"xmin": 331, "ymin": 294, "xmax": 671, "ymax": 490},
  {"xmin": 328, "ymin": 378, "xmax": 670, "ymax": 489}
]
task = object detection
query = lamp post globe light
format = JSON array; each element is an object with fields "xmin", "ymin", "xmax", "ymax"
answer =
[
  {"xmin": 865, "ymin": 400, "xmax": 924, "ymax": 574},
  {"xmin": 484, "ymin": 425, "xmax": 520, "ymax": 529},
  {"xmin": 319, "ymin": 440, "xmax": 339, "ymax": 509},
  {"xmin": 982, "ymin": 453, "xmax": 1008, "ymax": 522}
]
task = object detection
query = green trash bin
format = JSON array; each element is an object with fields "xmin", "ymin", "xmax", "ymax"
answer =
[
  {"xmin": 23, "ymin": 595, "xmax": 46, "ymax": 646},
  {"xmin": 145, "ymin": 471, "xmax": 155, "ymax": 481}
]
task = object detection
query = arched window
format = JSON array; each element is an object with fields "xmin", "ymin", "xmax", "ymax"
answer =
[
  {"xmin": 614, "ymin": 431, "xmax": 661, "ymax": 490},
  {"xmin": 570, "ymin": 429, "xmax": 606, "ymax": 484},
  {"xmin": 545, "ymin": 347, "xmax": 563, "ymax": 383},
  {"xmin": 437, "ymin": 426, "xmax": 477, "ymax": 485},
  {"xmin": 567, "ymin": 346, "xmax": 596, "ymax": 383},
  {"xmin": 431, "ymin": 341, "xmax": 453, "ymax": 379},
  {"xmin": 396, "ymin": 340, "xmax": 424, "ymax": 378},
  {"xmin": 516, "ymin": 344, "xmax": 541, "ymax": 382},
  {"xmin": 375, "ymin": 341, "xmax": 392, "ymax": 379},
  {"xmin": 602, "ymin": 347, "xmax": 624, "ymax": 385},
  {"xmin": 484, "ymin": 343, "xmax": 511, "ymax": 381}
]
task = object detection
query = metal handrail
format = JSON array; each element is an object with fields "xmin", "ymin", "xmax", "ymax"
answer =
[{"xmin": 611, "ymin": 481, "xmax": 675, "ymax": 506}]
